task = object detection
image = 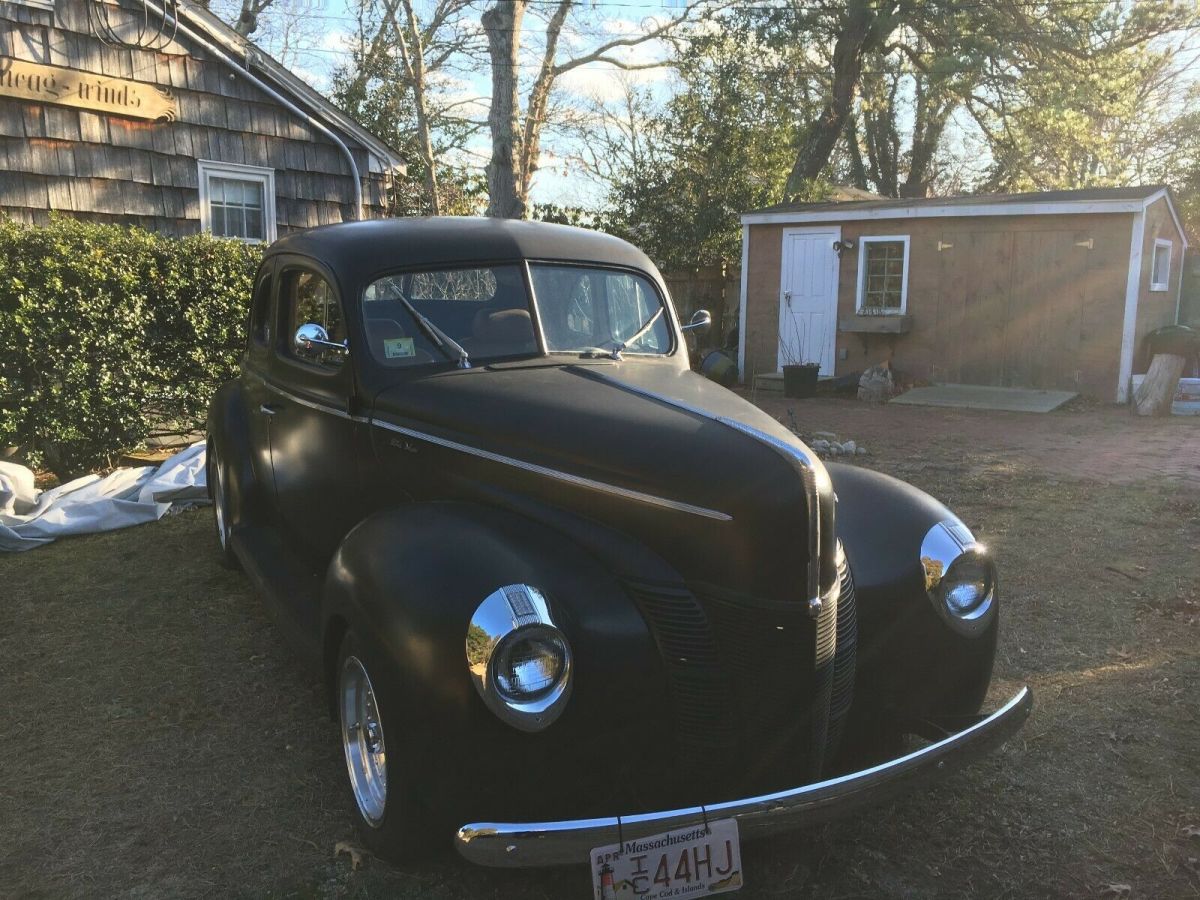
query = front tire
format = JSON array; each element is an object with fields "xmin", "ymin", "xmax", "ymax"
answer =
[{"xmin": 336, "ymin": 631, "xmax": 439, "ymax": 862}]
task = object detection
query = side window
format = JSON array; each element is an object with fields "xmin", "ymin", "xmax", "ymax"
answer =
[
  {"xmin": 281, "ymin": 268, "xmax": 344, "ymax": 368},
  {"xmin": 249, "ymin": 271, "xmax": 273, "ymax": 347}
]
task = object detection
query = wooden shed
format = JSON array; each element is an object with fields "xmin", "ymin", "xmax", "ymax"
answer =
[
  {"xmin": 0, "ymin": 0, "xmax": 405, "ymax": 240},
  {"xmin": 737, "ymin": 186, "xmax": 1190, "ymax": 403}
]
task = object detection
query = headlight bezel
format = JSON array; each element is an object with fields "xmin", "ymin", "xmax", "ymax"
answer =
[
  {"xmin": 921, "ymin": 519, "xmax": 997, "ymax": 637},
  {"xmin": 466, "ymin": 584, "xmax": 573, "ymax": 732}
]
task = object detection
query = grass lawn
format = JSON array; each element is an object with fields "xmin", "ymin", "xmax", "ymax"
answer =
[{"xmin": 2, "ymin": 422, "xmax": 1198, "ymax": 898}]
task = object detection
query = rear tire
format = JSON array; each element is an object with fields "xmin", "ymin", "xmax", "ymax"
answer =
[
  {"xmin": 336, "ymin": 631, "xmax": 440, "ymax": 863},
  {"xmin": 208, "ymin": 443, "xmax": 238, "ymax": 569}
]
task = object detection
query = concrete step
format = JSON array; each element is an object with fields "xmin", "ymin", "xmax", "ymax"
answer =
[{"xmin": 753, "ymin": 372, "xmax": 784, "ymax": 393}]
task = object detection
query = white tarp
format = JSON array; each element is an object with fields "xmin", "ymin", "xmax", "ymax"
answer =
[{"xmin": 0, "ymin": 442, "xmax": 207, "ymax": 552}]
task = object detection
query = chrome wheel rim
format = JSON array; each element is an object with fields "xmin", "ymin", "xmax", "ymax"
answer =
[
  {"xmin": 340, "ymin": 655, "xmax": 388, "ymax": 827},
  {"xmin": 212, "ymin": 454, "xmax": 228, "ymax": 550}
]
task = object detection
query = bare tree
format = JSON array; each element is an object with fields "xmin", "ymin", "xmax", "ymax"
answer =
[
  {"xmin": 335, "ymin": 0, "xmax": 487, "ymax": 215},
  {"xmin": 481, "ymin": 0, "xmax": 714, "ymax": 219}
]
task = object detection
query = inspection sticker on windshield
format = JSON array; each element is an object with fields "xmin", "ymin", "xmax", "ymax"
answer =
[
  {"xmin": 590, "ymin": 818, "xmax": 742, "ymax": 899},
  {"xmin": 383, "ymin": 337, "xmax": 415, "ymax": 359}
]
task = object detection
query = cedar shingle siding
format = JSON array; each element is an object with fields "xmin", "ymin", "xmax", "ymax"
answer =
[{"xmin": 0, "ymin": 0, "xmax": 397, "ymax": 235}]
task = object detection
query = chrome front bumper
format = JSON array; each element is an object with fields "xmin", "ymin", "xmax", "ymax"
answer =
[{"xmin": 455, "ymin": 686, "xmax": 1032, "ymax": 868}]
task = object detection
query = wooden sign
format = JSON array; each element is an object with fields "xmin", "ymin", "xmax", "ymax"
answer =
[{"xmin": 0, "ymin": 57, "xmax": 178, "ymax": 122}]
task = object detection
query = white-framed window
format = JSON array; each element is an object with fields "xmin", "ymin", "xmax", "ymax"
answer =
[
  {"xmin": 856, "ymin": 235, "xmax": 910, "ymax": 315},
  {"xmin": 10, "ymin": 0, "xmax": 55, "ymax": 11},
  {"xmin": 1149, "ymin": 238, "xmax": 1172, "ymax": 292},
  {"xmin": 197, "ymin": 160, "xmax": 276, "ymax": 244}
]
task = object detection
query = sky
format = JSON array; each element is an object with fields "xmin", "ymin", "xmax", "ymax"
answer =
[{"xmin": 215, "ymin": 0, "xmax": 692, "ymax": 208}]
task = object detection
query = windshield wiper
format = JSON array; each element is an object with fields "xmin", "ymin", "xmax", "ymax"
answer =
[
  {"xmin": 600, "ymin": 307, "xmax": 664, "ymax": 360},
  {"xmin": 394, "ymin": 295, "xmax": 471, "ymax": 369}
]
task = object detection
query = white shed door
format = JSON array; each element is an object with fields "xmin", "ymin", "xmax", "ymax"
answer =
[{"xmin": 778, "ymin": 229, "xmax": 839, "ymax": 375}]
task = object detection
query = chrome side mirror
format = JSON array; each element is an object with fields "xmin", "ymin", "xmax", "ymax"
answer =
[
  {"xmin": 294, "ymin": 322, "xmax": 348, "ymax": 357},
  {"xmin": 681, "ymin": 309, "xmax": 712, "ymax": 335}
]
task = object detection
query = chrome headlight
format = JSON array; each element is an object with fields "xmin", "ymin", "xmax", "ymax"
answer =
[
  {"xmin": 921, "ymin": 519, "xmax": 996, "ymax": 636},
  {"xmin": 466, "ymin": 584, "xmax": 573, "ymax": 732}
]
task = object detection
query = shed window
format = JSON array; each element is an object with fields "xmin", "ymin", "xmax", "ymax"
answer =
[
  {"xmin": 856, "ymin": 236, "xmax": 909, "ymax": 314},
  {"xmin": 197, "ymin": 160, "xmax": 277, "ymax": 244},
  {"xmin": 1149, "ymin": 239, "xmax": 1172, "ymax": 292}
]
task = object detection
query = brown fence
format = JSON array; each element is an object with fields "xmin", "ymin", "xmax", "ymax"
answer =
[{"xmin": 661, "ymin": 265, "xmax": 741, "ymax": 354}]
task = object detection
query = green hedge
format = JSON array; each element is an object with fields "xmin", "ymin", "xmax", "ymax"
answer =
[{"xmin": 0, "ymin": 217, "xmax": 260, "ymax": 479}]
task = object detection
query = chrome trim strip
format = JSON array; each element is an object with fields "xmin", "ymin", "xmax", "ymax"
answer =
[
  {"xmin": 578, "ymin": 372, "xmax": 825, "ymax": 614},
  {"xmin": 370, "ymin": 418, "xmax": 733, "ymax": 522},
  {"xmin": 246, "ymin": 370, "xmax": 370, "ymax": 423},
  {"xmin": 455, "ymin": 686, "xmax": 1032, "ymax": 868}
]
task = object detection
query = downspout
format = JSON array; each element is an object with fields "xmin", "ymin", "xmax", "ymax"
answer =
[{"xmin": 145, "ymin": 1, "xmax": 365, "ymax": 220}]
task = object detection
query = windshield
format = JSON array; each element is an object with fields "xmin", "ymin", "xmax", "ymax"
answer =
[
  {"xmin": 530, "ymin": 264, "xmax": 671, "ymax": 356},
  {"xmin": 361, "ymin": 262, "xmax": 672, "ymax": 368},
  {"xmin": 363, "ymin": 265, "xmax": 536, "ymax": 367}
]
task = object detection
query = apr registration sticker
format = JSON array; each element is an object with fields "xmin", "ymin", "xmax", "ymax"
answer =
[{"xmin": 590, "ymin": 818, "xmax": 742, "ymax": 899}]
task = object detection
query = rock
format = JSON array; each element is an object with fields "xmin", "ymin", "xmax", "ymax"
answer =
[
  {"xmin": 858, "ymin": 363, "xmax": 895, "ymax": 403},
  {"xmin": 811, "ymin": 439, "xmax": 830, "ymax": 452},
  {"xmin": 827, "ymin": 443, "xmax": 842, "ymax": 455},
  {"xmin": 842, "ymin": 440, "xmax": 856, "ymax": 454},
  {"xmin": 812, "ymin": 431, "xmax": 838, "ymax": 441},
  {"xmin": 856, "ymin": 446, "xmax": 868, "ymax": 455}
]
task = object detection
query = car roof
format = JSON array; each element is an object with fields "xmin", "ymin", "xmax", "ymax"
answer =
[{"xmin": 266, "ymin": 217, "xmax": 660, "ymax": 280}]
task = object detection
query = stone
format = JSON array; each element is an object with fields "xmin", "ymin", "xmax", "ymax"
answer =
[
  {"xmin": 812, "ymin": 431, "xmax": 838, "ymax": 441},
  {"xmin": 858, "ymin": 363, "xmax": 895, "ymax": 403},
  {"xmin": 856, "ymin": 446, "xmax": 868, "ymax": 455},
  {"xmin": 811, "ymin": 439, "xmax": 830, "ymax": 452},
  {"xmin": 842, "ymin": 440, "xmax": 856, "ymax": 454}
]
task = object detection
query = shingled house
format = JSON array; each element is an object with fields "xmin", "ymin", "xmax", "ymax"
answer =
[{"xmin": 0, "ymin": 0, "xmax": 404, "ymax": 240}]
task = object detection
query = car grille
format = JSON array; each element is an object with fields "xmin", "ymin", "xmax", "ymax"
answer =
[
  {"xmin": 622, "ymin": 583, "xmax": 740, "ymax": 760},
  {"xmin": 827, "ymin": 557, "xmax": 858, "ymax": 757},
  {"xmin": 625, "ymin": 557, "xmax": 858, "ymax": 795}
]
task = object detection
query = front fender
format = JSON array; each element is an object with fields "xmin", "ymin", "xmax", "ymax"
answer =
[
  {"xmin": 827, "ymin": 463, "xmax": 998, "ymax": 727},
  {"xmin": 320, "ymin": 501, "xmax": 668, "ymax": 822}
]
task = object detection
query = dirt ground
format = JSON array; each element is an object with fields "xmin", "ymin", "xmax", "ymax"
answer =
[{"xmin": 2, "ymin": 398, "xmax": 1198, "ymax": 899}]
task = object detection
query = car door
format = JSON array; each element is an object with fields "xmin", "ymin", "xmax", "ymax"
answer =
[
  {"xmin": 265, "ymin": 257, "xmax": 364, "ymax": 568},
  {"xmin": 240, "ymin": 259, "xmax": 278, "ymax": 509}
]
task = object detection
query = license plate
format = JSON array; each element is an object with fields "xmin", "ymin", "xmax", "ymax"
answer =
[{"xmin": 590, "ymin": 818, "xmax": 743, "ymax": 899}]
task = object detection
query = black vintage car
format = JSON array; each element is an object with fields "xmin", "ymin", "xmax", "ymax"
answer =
[{"xmin": 207, "ymin": 217, "xmax": 1030, "ymax": 877}]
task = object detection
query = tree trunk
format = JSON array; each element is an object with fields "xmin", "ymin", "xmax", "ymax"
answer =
[
  {"xmin": 482, "ymin": 0, "xmax": 528, "ymax": 219},
  {"xmin": 519, "ymin": 0, "xmax": 573, "ymax": 204},
  {"xmin": 1133, "ymin": 353, "xmax": 1185, "ymax": 416},
  {"xmin": 786, "ymin": 0, "xmax": 881, "ymax": 194},
  {"xmin": 845, "ymin": 115, "xmax": 870, "ymax": 191},
  {"xmin": 394, "ymin": 0, "xmax": 441, "ymax": 214}
]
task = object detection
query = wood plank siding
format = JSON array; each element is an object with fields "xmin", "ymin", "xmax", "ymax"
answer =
[
  {"xmin": 0, "ymin": 0, "xmax": 399, "ymax": 235},
  {"xmin": 745, "ymin": 207, "xmax": 1186, "ymax": 401}
]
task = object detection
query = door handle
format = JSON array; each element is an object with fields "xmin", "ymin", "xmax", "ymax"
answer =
[{"xmin": 260, "ymin": 404, "xmax": 279, "ymax": 416}]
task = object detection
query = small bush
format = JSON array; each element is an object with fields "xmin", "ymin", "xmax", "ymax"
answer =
[{"xmin": 0, "ymin": 217, "xmax": 260, "ymax": 478}]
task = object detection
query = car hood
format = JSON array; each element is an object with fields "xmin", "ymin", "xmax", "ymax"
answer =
[{"xmin": 370, "ymin": 360, "xmax": 832, "ymax": 602}]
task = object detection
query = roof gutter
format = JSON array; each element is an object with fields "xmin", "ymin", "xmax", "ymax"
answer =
[
  {"xmin": 741, "ymin": 196, "xmax": 1165, "ymax": 226},
  {"xmin": 144, "ymin": 0, "xmax": 364, "ymax": 220}
]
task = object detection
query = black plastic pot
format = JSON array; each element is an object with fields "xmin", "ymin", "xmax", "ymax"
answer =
[{"xmin": 782, "ymin": 363, "xmax": 820, "ymax": 398}]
